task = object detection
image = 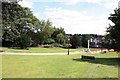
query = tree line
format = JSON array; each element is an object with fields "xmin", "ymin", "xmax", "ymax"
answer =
[
  {"xmin": 1, "ymin": 1, "xmax": 120, "ymax": 51},
  {"xmin": 2, "ymin": 1, "xmax": 66, "ymax": 49}
]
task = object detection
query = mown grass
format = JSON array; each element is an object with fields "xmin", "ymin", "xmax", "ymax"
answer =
[
  {"xmin": 0, "ymin": 54, "xmax": 2, "ymax": 79},
  {"xmin": 2, "ymin": 52, "xmax": 119, "ymax": 78},
  {"xmin": 2, "ymin": 47, "xmax": 86, "ymax": 53}
]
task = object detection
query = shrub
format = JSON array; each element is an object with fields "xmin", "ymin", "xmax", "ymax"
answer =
[
  {"xmin": 52, "ymin": 43, "xmax": 60, "ymax": 47},
  {"xmin": 43, "ymin": 45, "xmax": 53, "ymax": 48}
]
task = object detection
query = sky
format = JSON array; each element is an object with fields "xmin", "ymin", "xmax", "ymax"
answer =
[{"xmin": 18, "ymin": 0, "xmax": 120, "ymax": 35}]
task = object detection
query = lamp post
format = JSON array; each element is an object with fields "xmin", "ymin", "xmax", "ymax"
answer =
[
  {"xmin": 68, "ymin": 38, "xmax": 70, "ymax": 55},
  {"xmin": 68, "ymin": 46, "xmax": 69, "ymax": 55}
]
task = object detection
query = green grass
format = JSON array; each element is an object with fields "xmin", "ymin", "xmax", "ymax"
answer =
[
  {"xmin": 2, "ymin": 52, "xmax": 119, "ymax": 78},
  {"xmin": 0, "ymin": 55, "xmax": 2, "ymax": 79},
  {"xmin": 2, "ymin": 47, "xmax": 85, "ymax": 53}
]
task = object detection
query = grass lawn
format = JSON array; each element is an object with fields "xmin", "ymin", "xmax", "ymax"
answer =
[
  {"xmin": 0, "ymin": 55, "xmax": 1, "ymax": 79},
  {"xmin": 2, "ymin": 52, "xmax": 119, "ymax": 78},
  {"xmin": 1, "ymin": 47, "xmax": 86, "ymax": 53}
]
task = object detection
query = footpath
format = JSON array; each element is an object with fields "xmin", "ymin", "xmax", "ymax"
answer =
[{"xmin": 0, "ymin": 51, "xmax": 87, "ymax": 55}]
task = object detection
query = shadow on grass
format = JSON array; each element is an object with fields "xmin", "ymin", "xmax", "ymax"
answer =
[{"xmin": 73, "ymin": 58, "xmax": 120, "ymax": 67}]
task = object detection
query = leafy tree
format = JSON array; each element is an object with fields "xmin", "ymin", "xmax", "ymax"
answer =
[
  {"xmin": 2, "ymin": 2, "xmax": 23, "ymax": 46},
  {"xmin": 56, "ymin": 33, "xmax": 65, "ymax": 44},
  {"xmin": 51, "ymin": 27, "xmax": 66, "ymax": 44},
  {"xmin": 70, "ymin": 34, "xmax": 81, "ymax": 48},
  {"xmin": 37, "ymin": 20, "xmax": 54, "ymax": 45},
  {"xmin": 81, "ymin": 34, "xmax": 92, "ymax": 48},
  {"xmin": 106, "ymin": 8, "xmax": 120, "ymax": 51},
  {"xmin": 2, "ymin": 1, "xmax": 66, "ymax": 48},
  {"xmin": 2, "ymin": 1, "xmax": 41, "ymax": 48},
  {"xmin": 16, "ymin": 34, "xmax": 31, "ymax": 49}
]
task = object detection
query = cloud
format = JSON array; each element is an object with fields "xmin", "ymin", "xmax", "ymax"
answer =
[
  {"xmin": 57, "ymin": 0, "xmax": 103, "ymax": 5},
  {"xmin": 18, "ymin": 0, "xmax": 34, "ymax": 9},
  {"xmin": 85, "ymin": 0, "xmax": 102, "ymax": 4},
  {"xmin": 59, "ymin": 0, "xmax": 80, "ymax": 5},
  {"xmin": 104, "ymin": 2, "xmax": 118, "ymax": 9},
  {"xmin": 41, "ymin": 7, "xmax": 108, "ymax": 35},
  {"xmin": 34, "ymin": 12, "xmax": 41, "ymax": 18},
  {"xmin": 57, "ymin": 0, "xmax": 119, "ymax": 8},
  {"xmin": 30, "ymin": 0, "xmax": 120, "ymax": 35}
]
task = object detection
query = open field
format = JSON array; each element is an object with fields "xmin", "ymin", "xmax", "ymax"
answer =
[
  {"xmin": 2, "ymin": 52, "xmax": 119, "ymax": 78},
  {"xmin": 1, "ymin": 47, "xmax": 86, "ymax": 53}
]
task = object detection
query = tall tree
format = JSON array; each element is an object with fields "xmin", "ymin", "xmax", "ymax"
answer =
[
  {"xmin": 2, "ymin": 1, "xmax": 41, "ymax": 48},
  {"xmin": 56, "ymin": 33, "xmax": 65, "ymax": 44},
  {"xmin": 70, "ymin": 34, "xmax": 81, "ymax": 48},
  {"xmin": 38, "ymin": 20, "xmax": 54, "ymax": 45},
  {"xmin": 51, "ymin": 27, "xmax": 66, "ymax": 44},
  {"xmin": 2, "ymin": 1, "xmax": 22, "ymax": 46},
  {"xmin": 106, "ymin": 8, "xmax": 120, "ymax": 51},
  {"xmin": 2, "ymin": 1, "xmax": 66, "ymax": 48}
]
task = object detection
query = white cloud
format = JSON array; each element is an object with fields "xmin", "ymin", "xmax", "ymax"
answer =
[
  {"xmin": 59, "ymin": 0, "xmax": 80, "ymax": 5},
  {"xmin": 57, "ymin": 0, "xmax": 103, "ymax": 5},
  {"xmin": 30, "ymin": 0, "xmax": 120, "ymax": 35},
  {"xmin": 57, "ymin": 0, "xmax": 119, "ymax": 9},
  {"xmin": 18, "ymin": 0, "xmax": 34, "ymax": 9},
  {"xmin": 41, "ymin": 7, "xmax": 108, "ymax": 35},
  {"xmin": 86, "ymin": 0, "xmax": 102, "ymax": 4},
  {"xmin": 34, "ymin": 12, "xmax": 41, "ymax": 18},
  {"xmin": 104, "ymin": 3, "xmax": 118, "ymax": 9}
]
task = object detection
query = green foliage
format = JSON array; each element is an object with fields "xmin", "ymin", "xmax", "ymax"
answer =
[
  {"xmin": 2, "ymin": 1, "xmax": 39, "ymax": 48},
  {"xmin": 44, "ymin": 38, "xmax": 55, "ymax": 44},
  {"xmin": 38, "ymin": 20, "xmax": 55, "ymax": 45},
  {"xmin": 2, "ymin": 1, "xmax": 65, "ymax": 48},
  {"xmin": 81, "ymin": 34, "xmax": 92, "ymax": 48},
  {"xmin": 70, "ymin": 34, "xmax": 81, "ymax": 48},
  {"xmin": 51, "ymin": 27, "xmax": 66, "ymax": 44},
  {"xmin": 15, "ymin": 35, "xmax": 31, "ymax": 49},
  {"xmin": 56, "ymin": 33, "xmax": 65, "ymax": 44},
  {"xmin": 2, "ymin": 2, "xmax": 21, "ymax": 44},
  {"xmin": 106, "ymin": 8, "xmax": 120, "ymax": 51}
]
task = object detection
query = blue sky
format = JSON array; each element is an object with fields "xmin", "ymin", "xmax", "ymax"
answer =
[{"xmin": 19, "ymin": 0, "xmax": 119, "ymax": 35}]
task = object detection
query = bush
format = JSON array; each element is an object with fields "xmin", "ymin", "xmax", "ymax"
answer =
[
  {"xmin": 43, "ymin": 45, "xmax": 53, "ymax": 48},
  {"xmin": 63, "ymin": 44, "xmax": 72, "ymax": 48},
  {"xmin": 52, "ymin": 43, "xmax": 60, "ymax": 47}
]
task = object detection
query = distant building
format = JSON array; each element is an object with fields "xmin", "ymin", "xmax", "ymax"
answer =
[
  {"xmin": 66, "ymin": 34, "xmax": 104, "ymax": 48},
  {"xmin": 90, "ymin": 35, "xmax": 104, "ymax": 48},
  {"xmin": 66, "ymin": 34, "xmax": 72, "ymax": 39}
]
